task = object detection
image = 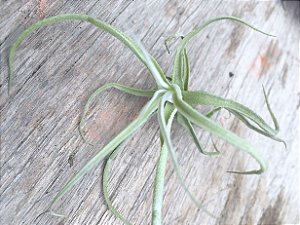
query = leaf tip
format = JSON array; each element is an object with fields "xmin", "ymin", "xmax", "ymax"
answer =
[{"xmin": 227, "ymin": 168, "xmax": 265, "ymax": 175}]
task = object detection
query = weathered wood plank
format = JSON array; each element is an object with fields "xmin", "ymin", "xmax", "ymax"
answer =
[{"xmin": 0, "ymin": 0, "xmax": 299, "ymax": 224}]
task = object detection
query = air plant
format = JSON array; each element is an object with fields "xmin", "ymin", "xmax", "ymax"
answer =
[{"xmin": 8, "ymin": 14, "xmax": 285, "ymax": 225}]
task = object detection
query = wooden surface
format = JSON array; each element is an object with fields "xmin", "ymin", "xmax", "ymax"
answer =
[{"xmin": 0, "ymin": 1, "xmax": 299, "ymax": 224}]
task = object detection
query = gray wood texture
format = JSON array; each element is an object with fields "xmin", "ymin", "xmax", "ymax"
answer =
[{"xmin": 0, "ymin": 1, "xmax": 299, "ymax": 224}]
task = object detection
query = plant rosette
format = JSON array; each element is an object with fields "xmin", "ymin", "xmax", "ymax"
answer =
[{"xmin": 8, "ymin": 14, "xmax": 285, "ymax": 225}]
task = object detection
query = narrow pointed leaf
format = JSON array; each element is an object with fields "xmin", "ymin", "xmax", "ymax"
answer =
[
  {"xmin": 163, "ymin": 34, "xmax": 189, "ymax": 90},
  {"xmin": 8, "ymin": 14, "xmax": 164, "ymax": 94},
  {"xmin": 183, "ymin": 93, "xmax": 287, "ymax": 145},
  {"xmin": 262, "ymin": 85, "xmax": 279, "ymax": 131},
  {"xmin": 182, "ymin": 48, "xmax": 190, "ymax": 91},
  {"xmin": 228, "ymin": 109, "xmax": 286, "ymax": 147},
  {"xmin": 134, "ymin": 37, "xmax": 170, "ymax": 88},
  {"xmin": 173, "ymin": 90, "xmax": 267, "ymax": 174},
  {"xmin": 177, "ymin": 114, "xmax": 219, "ymax": 156},
  {"xmin": 157, "ymin": 93, "xmax": 216, "ymax": 217},
  {"xmin": 49, "ymin": 93, "xmax": 161, "ymax": 216},
  {"xmin": 172, "ymin": 16, "xmax": 275, "ymax": 86},
  {"xmin": 183, "ymin": 90, "xmax": 279, "ymax": 136},
  {"xmin": 205, "ymin": 107, "xmax": 222, "ymax": 118},
  {"xmin": 102, "ymin": 141, "xmax": 133, "ymax": 225},
  {"xmin": 79, "ymin": 82, "xmax": 155, "ymax": 144},
  {"xmin": 152, "ymin": 102, "xmax": 174, "ymax": 225}
]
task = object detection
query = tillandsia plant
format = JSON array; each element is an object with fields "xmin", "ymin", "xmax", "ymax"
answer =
[{"xmin": 8, "ymin": 14, "xmax": 285, "ymax": 224}]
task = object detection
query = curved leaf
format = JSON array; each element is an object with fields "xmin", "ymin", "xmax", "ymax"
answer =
[
  {"xmin": 182, "ymin": 90, "xmax": 279, "ymax": 136},
  {"xmin": 102, "ymin": 142, "xmax": 132, "ymax": 225},
  {"xmin": 8, "ymin": 14, "xmax": 164, "ymax": 94},
  {"xmin": 177, "ymin": 114, "xmax": 219, "ymax": 156},
  {"xmin": 228, "ymin": 109, "xmax": 286, "ymax": 147},
  {"xmin": 134, "ymin": 36, "xmax": 170, "ymax": 88},
  {"xmin": 172, "ymin": 16, "xmax": 275, "ymax": 87},
  {"xmin": 79, "ymin": 82, "xmax": 155, "ymax": 144},
  {"xmin": 173, "ymin": 87, "xmax": 267, "ymax": 174},
  {"xmin": 49, "ymin": 91, "xmax": 162, "ymax": 216},
  {"xmin": 152, "ymin": 102, "xmax": 174, "ymax": 225},
  {"xmin": 157, "ymin": 92, "xmax": 216, "ymax": 217}
]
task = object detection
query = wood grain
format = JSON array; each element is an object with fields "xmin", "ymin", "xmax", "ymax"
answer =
[{"xmin": 0, "ymin": 1, "xmax": 299, "ymax": 224}]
